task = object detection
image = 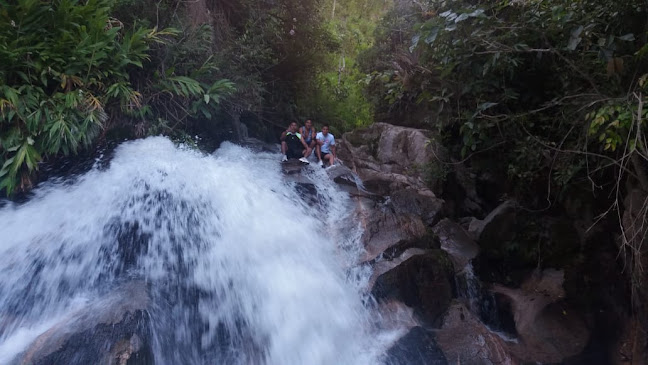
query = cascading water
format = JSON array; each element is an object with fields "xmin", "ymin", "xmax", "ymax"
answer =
[
  {"xmin": 0, "ymin": 137, "xmax": 400, "ymax": 364},
  {"xmin": 455, "ymin": 264, "xmax": 517, "ymax": 343}
]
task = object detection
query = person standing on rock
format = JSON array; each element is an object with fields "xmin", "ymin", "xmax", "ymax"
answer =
[
  {"xmin": 299, "ymin": 119, "xmax": 317, "ymax": 159},
  {"xmin": 281, "ymin": 121, "xmax": 310, "ymax": 163},
  {"xmin": 316, "ymin": 125, "xmax": 336, "ymax": 167}
]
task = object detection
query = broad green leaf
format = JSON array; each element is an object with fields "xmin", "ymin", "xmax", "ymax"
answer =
[
  {"xmin": 424, "ymin": 27, "xmax": 440, "ymax": 45},
  {"xmin": 1, "ymin": 157, "xmax": 15, "ymax": 171}
]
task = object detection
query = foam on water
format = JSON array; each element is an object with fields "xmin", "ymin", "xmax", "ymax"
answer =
[{"xmin": 0, "ymin": 137, "xmax": 398, "ymax": 365}]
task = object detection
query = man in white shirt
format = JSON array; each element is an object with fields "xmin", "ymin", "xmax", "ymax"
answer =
[{"xmin": 315, "ymin": 125, "xmax": 336, "ymax": 167}]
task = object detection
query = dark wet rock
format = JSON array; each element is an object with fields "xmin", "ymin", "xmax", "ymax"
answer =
[
  {"xmin": 23, "ymin": 312, "xmax": 152, "ymax": 365},
  {"xmin": 327, "ymin": 164, "xmax": 374, "ymax": 196},
  {"xmin": 370, "ymin": 248, "xmax": 430, "ymax": 291},
  {"xmin": 468, "ymin": 200, "xmax": 517, "ymax": 243},
  {"xmin": 380, "ymin": 233, "xmax": 441, "ymax": 261},
  {"xmin": 431, "ymin": 219, "xmax": 479, "ymax": 272},
  {"xmin": 333, "ymin": 173, "xmax": 357, "ymax": 187},
  {"xmin": 355, "ymin": 195, "xmax": 428, "ymax": 261},
  {"xmin": 372, "ymin": 251, "xmax": 455, "ymax": 327},
  {"xmin": 281, "ymin": 159, "xmax": 307, "ymax": 175},
  {"xmin": 354, "ymin": 184, "xmax": 443, "ymax": 263},
  {"xmin": 391, "ymin": 188, "xmax": 445, "ymax": 227},
  {"xmin": 376, "ymin": 300, "xmax": 418, "ymax": 333},
  {"xmin": 326, "ymin": 164, "xmax": 360, "ymax": 188},
  {"xmin": 436, "ymin": 302, "xmax": 516, "ymax": 365},
  {"xmin": 385, "ymin": 326, "xmax": 448, "ymax": 365},
  {"xmin": 294, "ymin": 182, "xmax": 318, "ymax": 207},
  {"xmin": 338, "ymin": 123, "xmax": 448, "ymax": 195},
  {"xmin": 15, "ymin": 282, "xmax": 152, "ymax": 365}
]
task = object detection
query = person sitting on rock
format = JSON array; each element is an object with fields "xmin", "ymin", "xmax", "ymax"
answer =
[
  {"xmin": 299, "ymin": 119, "xmax": 317, "ymax": 159},
  {"xmin": 281, "ymin": 121, "xmax": 310, "ymax": 163},
  {"xmin": 316, "ymin": 125, "xmax": 337, "ymax": 167}
]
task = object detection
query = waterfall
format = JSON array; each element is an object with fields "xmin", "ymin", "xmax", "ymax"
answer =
[
  {"xmin": 455, "ymin": 263, "xmax": 517, "ymax": 343},
  {"xmin": 455, "ymin": 263, "xmax": 481, "ymax": 314},
  {"xmin": 0, "ymin": 137, "xmax": 397, "ymax": 365}
]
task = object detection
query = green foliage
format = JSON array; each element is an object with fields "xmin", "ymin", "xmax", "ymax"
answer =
[
  {"xmin": 217, "ymin": 0, "xmax": 339, "ymax": 121},
  {"xmin": 294, "ymin": 0, "xmax": 388, "ymax": 133},
  {"xmin": 0, "ymin": 0, "xmax": 149, "ymax": 192},
  {"xmin": 0, "ymin": 0, "xmax": 235, "ymax": 194},
  {"xmin": 587, "ymin": 87, "xmax": 648, "ymax": 153},
  {"xmin": 360, "ymin": 0, "xmax": 648, "ymax": 201},
  {"xmin": 297, "ymin": 59, "xmax": 373, "ymax": 133}
]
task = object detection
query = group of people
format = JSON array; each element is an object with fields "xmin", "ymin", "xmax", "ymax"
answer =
[{"xmin": 280, "ymin": 119, "xmax": 337, "ymax": 167}]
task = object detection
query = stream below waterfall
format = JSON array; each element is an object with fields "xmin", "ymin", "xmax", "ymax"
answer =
[{"xmin": 0, "ymin": 137, "xmax": 404, "ymax": 365}]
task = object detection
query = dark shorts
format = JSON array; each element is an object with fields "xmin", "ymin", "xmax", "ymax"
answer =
[
  {"xmin": 321, "ymin": 152, "xmax": 331, "ymax": 159},
  {"xmin": 287, "ymin": 149, "xmax": 304, "ymax": 159}
]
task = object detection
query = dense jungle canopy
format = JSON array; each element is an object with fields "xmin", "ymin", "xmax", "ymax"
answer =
[{"xmin": 1, "ymin": 0, "xmax": 646, "ymax": 197}]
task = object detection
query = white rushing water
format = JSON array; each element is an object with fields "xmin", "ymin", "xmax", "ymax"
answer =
[{"xmin": 0, "ymin": 137, "xmax": 398, "ymax": 365}]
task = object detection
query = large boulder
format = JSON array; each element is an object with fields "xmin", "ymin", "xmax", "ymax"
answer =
[
  {"xmin": 436, "ymin": 302, "xmax": 517, "ymax": 365},
  {"xmin": 391, "ymin": 188, "xmax": 445, "ymax": 227},
  {"xmin": 371, "ymin": 250, "xmax": 455, "ymax": 327},
  {"xmin": 370, "ymin": 248, "xmax": 430, "ymax": 290},
  {"xmin": 468, "ymin": 200, "xmax": 517, "ymax": 243},
  {"xmin": 354, "ymin": 195, "xmax": 428, "ymax": 261},
  {"xmin": 353, "ymin": 187, "xmax": 444, "ymax": 261},
  {"xmin": 385, "ymin": 326, "xmax": 448, "ymax": 365},
  {"xmin": 340, "ymin": 123, "xmax": 448, "ymax": 261},
  {"xmin": 338, "ymin": 123, "xmax": 447, "ymax": 195},
  {"xmin": 492, "ymin": 269, "xmax": 590, "ymax": 363}
]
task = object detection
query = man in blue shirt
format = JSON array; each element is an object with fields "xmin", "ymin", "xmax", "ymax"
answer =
[{"xmin": 315, "ymin": 125, "xmax": 336, "ymax": 167}]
